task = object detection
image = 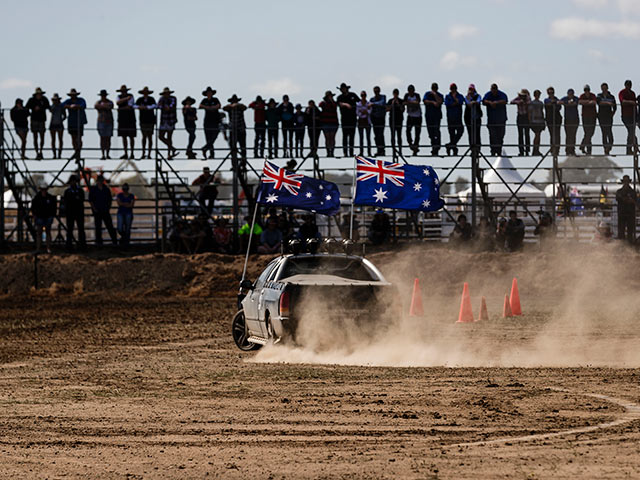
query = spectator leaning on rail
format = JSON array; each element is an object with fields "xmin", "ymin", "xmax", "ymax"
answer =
[
  {"xmin": 224, "ymin": 94, "xmax": 248, "ymax": 160},
  {"xmin": 597, "ymin": 83, "xmax": 616, "ymax": 155},
  {"xmin": 319, "ymin": 91, "xmax": 338, "ymax": 157},
  {"xmin": 116, "ymin": 183, "xmax": 135, "ymax": 247},
  {"xmin": 136, "ymin": 86, "xmax": 157, "ymax": 159},
  {"xmin": 528, "ymin": 90, "xmax": 545, "ymax": 156},
  {"xmin": 544, "ymin": 87, "xmax": 562, "ymax": 157},
  {"xmin": 483, "ymin": 84, "xmax": 508, "ymax": 156},
  {"xmin": 619, "ymin": 80, "xmax": 638, "ymax": 155},
  {"xmin": 615, "ymin": 174, "xmax": 636, "ymax": 244},
  {"xmin": 25, "ymin": 87, "xmax": 50, "ymax": 160},
  {"xmin": 182, "ymin": 96, "xmax": 198, "ymax": 159},
  {"xmin": 369, "ymin": 86, "xmax": 387, "ymax": 157},
  {"xmin": 445, "ymin": 83, "xmax": 466, "ymax": 156},
  {"xmin": 200, "ymin": 86, "xmax": 221, "ymax": 159},
  {"xmin": 305, "ymin": 100, "xmax": 322, "ymax": 157},
  {"xmin": 62, "ymin": 89, "xmax": 87, "ymax": 160},
  {"xmin": 116, "ymin": 85, "xmax": 136, "ymax": 160},
  {"xmin": 31, "ymin": 183, "xmax": 57, "ymax": 254},
  {"xmin": 10, "ymin": 98, "xmax": 29, "ymax": 159},
  {"xmin": 278, "ymin": 95, "xmax": 295, "ymax": 158},
  {"xmin": 404, "ymin": 84, "xmax": 422, "ymax": 156},
  {"xmin": 337, "ymin": 82, "xmax": 359, "ymax": 158},
  {"xmin": 88, "ymin": 174, "xmax": 117, "ymax": 246},
  {"xmin": 464, "ymin": 84, "xmax": 482, "ymax": 155},
  {"xmin": 265, "ymin": 98, "xmax": 280, "ymax": 158},
  {"xmin": 579, "ymin": 84, "xmax": 597, "ymax": 155},
  {"xmin": 560, "ymin": 88, "xmax": 579, "ymax": 156},
  {"xmin": 95, "ymin": 89, "xmax": 114, "ymax": 160},
  {"xmin": 423, "ymin": 83, "xmax": 444, "ymax": 156},
  {"xmin": 157, "ymin": 87, "xmax": 178, "ymax": 159},
  {"xmin": 387, "ymin": 88, "xmax": 404, "ymax": 156},
  {"xmin": 293, "ymin": 103, "xmax": 305, "ymax": 158},
  {"xmin": 505, "ymin": 210, "xmax": 525, "ymax": 252},
  {"xmin": 62, "ymin": 174, "xmax": 86, "ymax": 251},
  {"xmin": 49, "ymin": 93, "xmax": 66, "ymax": 159},
  {"xmin": 356, "ymin": 91, "xmax": 372, "ymax": 157},
  {"xmin": 249, "ymin": 95, "xmax": 266, "ymax": 158},
  {"xmin": 510, "ymin": 89, "xmax": 531, "ymax": 156}
]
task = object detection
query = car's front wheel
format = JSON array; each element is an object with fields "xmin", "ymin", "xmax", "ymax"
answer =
[{"xmin": 232, "ymin": 310, "xmax": 262, "ymax": 351}]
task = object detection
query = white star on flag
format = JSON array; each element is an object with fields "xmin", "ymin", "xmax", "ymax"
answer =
[
  {"xmin": 306, "ymin": 192, "xmax": 312, "ymax": 198},
  {"xmin": 434, "ymin": 178, "xmax": 439, "ymax": 185},
  {"xmin": 266, "ymin": 193, "xmax": 278, "ymax": 203},
  {"xmin": 319, "ymin": 185, "xmax": 324, "ymax": 190},
  {"xmin": 422, "ymin": 199, "xmax": 431, "ymax": 208},
  {"xmin": 325, "ymin": 194, "xmax": 331, "ymax": 201},
  {"xmin": 373, "ymin": 187, "xmax": 388, "ymax": 203},
  {"xmin": 423, "ymin": 168, "xmax": 430, "ymax": 176},
  {"xmin": 414, "ymin": 182, "xmax": 422, "ymax": 192}
]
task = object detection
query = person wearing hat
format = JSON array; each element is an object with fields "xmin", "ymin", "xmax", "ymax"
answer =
[
  {"xmin": 61, "ymin": 89, "xmax": 87, "ymax": 160},
  {"xmin": 616, "ymin": 174, "xmax": 637, "ymax": 244},
  {"xmin": 30, "ymin": 182, "xmax": 57, "ymax": 253},
  {"xmin": 88, "ymin": 174, "xmax": 118, "ymax": 246},
  {"xmin": 444, "ymin": 83, "xmax": 466, "ymax": 157},
  {"xmin": 200, "ymin": 87, "xmax": 221, "ymax": 159},
  {"xmin": 597, "ymin": 83, "xmax": 616, "ymax": 155},
  {"xmin": 265, "ymin": 98, "xmax": 280, "ymax": 158},
  {"xmin": 510, "ymin": 88, "xmax": 531, "ymax": 156},
  {"xmin": 157, "ymin": 87, "xmax": 178, "ymax": 159},
  {"xmin": 192, "ymin": 166, "xmax": 218, "ymax": 214},
  {"xmin": 319, "ymin": 91, "xmax": 338, "ymax": 157},
  {"xmin": 579, "ymin": 84, "xmax": 597, "ymax": 154},
  {"xmin": 182, "ymin": 96, "xmax": 198, "ymax": 159},
  {"xmin": 116, "ymin": 85, "xmax": 136, "ymax": 160},
  {"xmin": 561, "ymin": 88, "xmax": 580, "ymax": 156},
  {"xmin": 337, "ymin": 83, "xmax": 359, "ymax": 157},
  {"xmin": 249, "ymin": 95, "xmax": 266, "ymax": 158},
  {"xmin": 10, "ymin": 98, "xmax": 29, "ymax": 159},
  {"xmin": 62, "ymin": 174, "xmax": 86, "ymax": 251},
  {"xmin": 386, "ymin": 88, "xmax": 404, "ymax": 155},
  {"xmin": 136, "ymin": 87, "xmax": 157, "ymax": 159},
  {"xmin": 223, "ymin": 94, "xmax": 247, "ymax": 159},
  {"xmin": 49, "ymin": 94, "xmax": 66, "ymax": 158},
  {"xmin": 423, "ymin": 83, "xmax": 444, "ymax": 156},
  {"xmin": 95, "ymin": 90, "xmax": 114, "ymax": 159},
  {"xmin": 26, "ymin": 87, "xmax": 50, "ymax": 160},
  {"xmin": 464, "ymin": 84, "xmax": 482, "ymax": 155}
]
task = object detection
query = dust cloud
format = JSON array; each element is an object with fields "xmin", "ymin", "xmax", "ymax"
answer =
[{"xmin": 252, "ymin": 242, "xmax": 640, "ymax": 367}]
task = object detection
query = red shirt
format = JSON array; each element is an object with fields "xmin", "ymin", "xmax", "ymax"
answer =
[
  {"xmin": 249, "ymin": 101, "xmax": 266, "ymax": 124},
  {"xmin": 579, "ymin": 92, "xmax": 597, "ymax": 119},
  {"xmin": 618, "ymin": 88, "xmax": 637, "ymax": 118}
]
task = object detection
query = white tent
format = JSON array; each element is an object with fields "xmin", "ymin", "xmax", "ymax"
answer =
[{"xmin": 3, "ymin": 189, "xmax": 18, "ymax": 209}]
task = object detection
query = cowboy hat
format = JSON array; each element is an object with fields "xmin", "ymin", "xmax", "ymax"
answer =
[
  {"xmin": 34, "ymin": 87, "xmax": 45, "ymax": 95},
  {"xmin": 138, "ymin": 86, "xmax": 153, "ymax": 95},
  {"xmin": 518, "ymin": 89, "xmax": 529, "ymax": 96},
  {"xmin": 117, "ymin": 85, "xmax": 130, "ymax": 93},
  {"xmin": 51, "ymin": 93, "xmax": 61, "ymax": 101},
  {"xmin": 98, "ymin": 89, "xmax": 109, "ymax": 97},
  {"xmin": 160, "ymin": 87, "xmax": 174, "ymax": 95},
  {"xmin": 202, "ymin": 86, "xmax": 217, "ymax": 96},
  {"xmin": 227, "ymin": 94, "xmax": 241, "ymax": 103},
  {"xmin": 67, "ymin": 88, "xmax": 80, "ymax": 96},
  {"xmin": 337, "ymin": 82, "xmax": 351, "ymax": 90},
  {"xmin": 182, "ymin": 96, "xmax": 196, "ymax": 106}
]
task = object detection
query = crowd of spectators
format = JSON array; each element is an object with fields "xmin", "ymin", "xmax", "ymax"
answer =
[{"xmin": 8, "ymin": 81, "xmax": 640, "ymax": 161}]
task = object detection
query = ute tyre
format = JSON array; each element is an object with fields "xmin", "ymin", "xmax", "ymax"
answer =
[{"xmin": 232, "ymin": 311, "xmax": 261, "ymax": 351}]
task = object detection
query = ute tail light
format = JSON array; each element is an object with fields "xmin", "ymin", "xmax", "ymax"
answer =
[{"xmin": 279, "ymin": 291, "xmax": 290, "ymax": 317}]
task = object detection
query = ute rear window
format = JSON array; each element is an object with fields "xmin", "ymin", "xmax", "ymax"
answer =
[{"xmin": 279, "ymin": 256, "xmax": 376, "ymax": 281}]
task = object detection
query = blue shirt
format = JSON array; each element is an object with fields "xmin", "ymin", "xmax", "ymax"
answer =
[
  {"xmin": 560, "ymin": 96, "xmax": 580, "ymax": 125},
  {"xmin": 116, "ymin": 192, "xmax": 135, "ymax": 215},
  {"xmin": 61, "ymin": 97, "xmax": 87, "ymax": 128},
  {"xmin": 369, "ymin": 94, "xmax": 387, "ymax": 119},
  {"xmin": 482, "ymin": 90, "xmax": 508, "ymax": 125},
  {"xmin": 444, "ymin": 92, "xmax": 465, "ymax": 124},
  {"xmin": 422, "ymin": 91, "xmax": 443, "ymax": 123},
  {"xmin": 464, "ymin": 92, "xmax": 483, "ymax": 122}
]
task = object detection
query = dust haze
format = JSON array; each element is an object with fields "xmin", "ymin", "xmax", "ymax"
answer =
[{"xmin": 253, "ymin": 242, "xmax": 640, "ymax": 367}]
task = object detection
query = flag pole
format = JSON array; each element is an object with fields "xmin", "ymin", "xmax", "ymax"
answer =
[
  {"xmin": 241, "ymin": 162, "xmax": 264, "ymax": 282},
  {"xmin": 349, "ymin": 156, "xmax": 356, "ymax": 240}
]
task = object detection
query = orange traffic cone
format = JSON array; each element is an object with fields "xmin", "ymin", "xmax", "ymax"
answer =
[
  {"xmin": 409, "ymin": 278, "xmax": 424, "ymax": 316},
  {"xmin": 457, "ymin": 282, "xmax": 474, "ymax": 323},
  {"xmin": 503, "ymin": 294, "xmax": 513, "ymax": 318},
  {"xmin": 477, "ymin": 296, "xmax": 489, "ymax": 322},
  {"xmin": 510, "ymin": 278, "xmax": 522, "ymax": 316}
]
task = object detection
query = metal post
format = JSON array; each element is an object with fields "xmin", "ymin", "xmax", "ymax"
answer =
[
  {"xmin": 0, "ymin": 103, "xmax": 5, "ymax": 247},
  {"xmin": 154, "ymin": 111, "xmax": 160, "ymax": 248},
  {"xmin": 471, "ymin": 149, "xmax": 477, "ymax": 228},
  {"xmin": 231, "ymin": 132, "xmax": 240, "ymax": 254}
]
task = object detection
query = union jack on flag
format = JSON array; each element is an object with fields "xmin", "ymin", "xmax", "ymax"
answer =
[
  {"xmin": 261, "ymin": 161, "xmax": 304, "ymax": 195},
  {"xmin": 356, "ymin": 156, "xmax": 405, "ymax": 187}
]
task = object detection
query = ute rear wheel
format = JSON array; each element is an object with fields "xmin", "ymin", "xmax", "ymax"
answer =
[{"xmin": 232, "ymin": 310, "xmax": 262, "ymax": 351}]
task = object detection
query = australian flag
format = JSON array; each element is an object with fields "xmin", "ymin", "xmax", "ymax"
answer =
[
  {"xmin": 353, "ymin": 156, "xmax": 444, "ymax": 211},
  {"xmin": 257, "ymin": 161, "xmax": 341, "ymax": 215}
]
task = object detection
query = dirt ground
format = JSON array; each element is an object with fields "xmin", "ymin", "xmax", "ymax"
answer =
[{"xmin": 2, "ymin": 247, "xmax": 640, "ymax": 478}]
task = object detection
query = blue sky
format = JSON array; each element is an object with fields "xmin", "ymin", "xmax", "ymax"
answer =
[{"xmin": 1, "ymin": 0, "xmax": 639, "ymax": 106}]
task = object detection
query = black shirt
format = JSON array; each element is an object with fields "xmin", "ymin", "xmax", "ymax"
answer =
[
  {"xmin": 31, "ymin": 193, "xmax": 57, "ymax": 219},
  {"xmin": 616, "ymin": 185, "xmax": 637, "ymax": 215},
  {"xmin": 136, "ymin": 96, "xmax": 157, "ymax": 125},
  {"xmin": 200, "ymin": 97, "xmax": 221, "ymax": 126},
  {"xmin": 386, "ymin": 97, "xmax": 405, "ymax": 124},
  {"xmin": 25, "ymin": 96, "xmax": 50, "ymax": 122},
  {"xmin": 278, "ymin": 102, "xmax": 295, "ymax": 126},
  {"xmin": 88, "ymin": 185, "xmax": 112, "ymax": 212},
  {"xmin": 183, "ymin": 107, "xmax": 197, "ymax": 128},
  {"xmin": 10, "ymin": 106, "xmax": 29, "ymax": 128},
  {"xmin": 337, "ymin": 92, "xmax": 359, "ymax": 125},
  {"xmin": 63, "ymin": 185, "xmax": 85, "ymax": 215}
]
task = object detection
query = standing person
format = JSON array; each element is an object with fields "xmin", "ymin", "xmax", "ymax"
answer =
[
  {"xmin": 116, "ymin": 183, "xmax": 135, "ymax": 246},
  {"xmin": 579, "ymin": 85, "xmax": 598, "ymax": 155},
  {"xmin": 25, "ymin": 87, "xmax": 50, "ymax": 159},
  {"xmin": 337, "ymin": 83, "xmax": 359, "ymax": 157},
  {"xmin": 88, "ymin": 175, "xmax": 117, "ymax": 246},
  {"xmin": 278, "ymin": 94, "xmax": 295, "ymax": 158},
  {"xmin": 62, "ymin": 88, "xmax": 87, "ymax": 160},
  {"xmin": 482, "ymin": 84, "xmax": 508, "ymax": 156},
  {"xmin": 192, "ymin": 166, "xmax": 218, "ymax": 214},
  {"xmin": 423, "ymin": 83, "xmax": 443, "ymax": 156},
  {"xmin": 404, "ymin": 85, "xmax": 422, "ymax": 155},
  {"xmin": 135, "ymin": 86, "xmax": 157, "ymax": 159},
  {"xmin": 356, "ymin": 91, "xmax": 372, "ymax": 157},
  {"xmin": 157, "ymin": 87, "xmax": 178, "ymax": 159},
  {"xmin": 319, "ymin": 91, "xmax": 339, "ymax": 157},
  {"xmin": 369, "ymin": 86, "xmax": 387, "ymax": 156},
  {"xmin": 223, "ymin": 94, "xmax": 247, "ymax": 159},
  {"xmin": 182, "ymin": 96, "xmax": 198, "ymax": 159},
  {"xmin": 249, "ymin": 95, "xmax": 266, "ymax": 158},
  {"xmin": 95, "ymin": 90, "xmax": 114, "ymax": 160},
  {"xmin": 619, "ymin": 80, "xmax": 638, "ymax": 155},
  {"xmin": 116, "ymin": 85, "xmax": 136, "ymax": 159},
  {"xmin": 31, "ymin": 183, "xmax": 56, "ymax": 253},
  {"xmin": 63, "ymin": 174, "xmax": 86, "ymax": 251},
  {"xmin": 528, "ymin": 90, "xmax": 546, "ymax": 156},
  {"xmin": 510, "ymin": 89, "xmax": 531, "ymax": 156},
  {"xmin": 597, "ymin": 83, "xmax": 617, "ymax": 155},
  {"xmin": 293, "ymin": 103, "xmax": 305, "ymax": 157},
  {"xmin": 199, "ymin": 86, "xmax": 221, "ymax": 159},
  {"xmin": 464, "ymin": 84, "xmax": 483, "ymax": 155},
  {"xmin": 616, "ymin": 174, "xmax": 636, "ymax": 243},
  {"xmin": 10, "ymin": 99, "xmax": 29, "ymax": 159},
  {"xmin": 387, "ymin": 88, "xmax": 405, "ymax": 156},
  {"xmin": 265, "ymin": 98, "xmax": 280, "ymax": 158},
  {"xmin": 544, "ymin": 87, "xmax": 562, "ymax": 157},
  {"xmin": 444, "ymin": 83, "xmax": 465, "ymax": 156},
  {"xmin": 305, "ymin": 100, "xmax": 322, "ymax": 157},
  {"xmin": 561, "ymin": 88, "xmax": 580, "ymax": 156},
  {"xmin": 49, "ymin": 93, "xmax": 66, "ymax": 158}
]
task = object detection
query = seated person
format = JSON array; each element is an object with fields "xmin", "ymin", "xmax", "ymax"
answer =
[
  {"xmin": 505, "ymin": 210, "xmax": 525, "ymax": 251},
  {"xmin": 449, "ymin": 214, "xmax": 473, "ymax": 245},
  {"xmin": 181, "ymin": 219, "xmax": 207, "ymax": 254},
  {"xmin": 195, "ymin": 213, "xmax": 214, "ymax": 251},
  {"xmin": 257, "ymin": 217, "xmax": 283, "ymax": 254},
  {"xmin": 368, "ymin": 210, "xmax": 391, "ymax": 245},
  {"xmin": 169, "ymin": 219, "xmax": 189, "ymax": 253},
  {"xmin": 534, "ymin": 211, "xmax": 556, "ymax": 247},
  {"xmin": 238, "ymin": 215, "xmax": 263, "ymax": 253},
  {"xmin": 297, "ymin": 214, "xmax": 321, "ymax": 242},
  {"xmin": 213, "ymin": 217, "xmax": 232, "ymax": 253}
]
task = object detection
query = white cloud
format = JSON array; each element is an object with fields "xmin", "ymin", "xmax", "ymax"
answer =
[
  {"xmin": 0, "ymin": 78, "xmax": 34, "ymax": 90},
  {"xmin": 571, "ymin": 0, "xmax": 640, "ymax": 15},
  {"xmin": 571, "ymin": 0, "xmax": 608, "ymax": 8},
  {"xmin": 377, "ymin": 75, "xmax": 402, "ymax": 90},
  {"xmin": 448, "ymin": 24, "xmax": 479, "ymax": 40},
  {"xmin": 439, "ymin": 51, "xmax": 477, "ymax": 71},
  {"xmin": 250, "ymin": 77, "xmax": 302, "ymax": 97},
  {"xmin": 587, "ymin": 48, "xmax": 614, "ymax": 63},
  {"xmin": 550, "ymin": 17, "xmax": 640, "ymax": 39},
  {"xmin": 617, "ymin": 0, "xmax": 640, "ymax": 15}
]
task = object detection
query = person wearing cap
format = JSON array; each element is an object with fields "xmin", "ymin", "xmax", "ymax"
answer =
[
  {"xmin": 369, "ymin": 86, "xmax": 386, "ymax": 156},
  {"xmin": 62, "ymin": 174, "xmax": 86, "ymax": 251},
  {"xmin": 561, "ymin": 88, "xmax": 580, "ymax": 156},
  {"xmin": 182, "ymin": 96, "xmax": 198, "ymax": 159},
  {"xmin": 482, "ymin": 84, "xmax": 508, "ymax": 156},
  {"xmin": 95, "ymin": 90, "xmax": 114, "ymax": 159},
  {"xmin": 265, "ymin": 98, "xmax": 280, "ymax": 158},
  {"xmin": 578, "ymin": 86, "xmax": 597, "ymax": 155},
  {"xmin": 249, "ymin": 95, "xmax": 266, "ymax": 158},
  {"xmin": 544, "ymin": 86, "xmax": 562, "ymax": 156},
  {"xmin": 116, "ymin": 183, "xmax": 135, "ymax": 247},
  {"xmin": 10, "ymin": 98, "xmax": 29, "ymax": 159},
  {"xmin": 619, "ymin": 80, "xmax": 638, "ymax": 155},
  {"xmin": 49, "ymin": 94, "xmax": 66, "ymax": 158},
  {"xmin": 528, "ymin": 90, "xmax": 545, "ymax": 156},
  {"xmin": 26, "ymin": 87, "xmax": 50, "ymax": 160},
  {"xmin": 61, "ymin": 89, "xmax": 87, "ymax": 160},
  {"xmin": 386, "ymin": 88, "xmax": 405, "ymax": 156},
  {"xmin": 597, "ymin": 83, "xmax": 616, "ymax": 155},
  {"xmin": 319, "ymin": 91, "xmax": 339, "ymax": 157},
  {"xmin": 88, "ymin": 174, "xmax": 117, "ymax": 246},
  {"xmin": 464, "ymin": 84, "xmax": 482, "ymax": 155},
  {"xmin": 277, "ymin": 94, "xmax": 295, "ymax": 158},
  {"xmin": 157, "ymin": 87, "xmax": 178, "ymax": 159},
  {"xmin": 199, "ymin": 86, "xmax": 221, "ymax": 159},
  {"xmin": 423, "ymin": 83, "xmax": 444, "ymax": 156},
  {"xmin": 116, "ymin": 85, "xmax": 136, "ymax": 159},
  {"xmin": 136, "ymin": 87, "xmax": 157, "ymax": 159},
  {"xmin": 223, "ymin": 94, "xmax": 248, "ymax": 160},
  {"xmin": 293, "ymin": 103, "xmax": 306, "ymax": 158},
  {"xmin": 444, "ymin": 83, "xmax": 466, "ymax": 156},
  {"xmin": 616, "ymin": 174, "xmax": 636, "ymax": 243},
  {"xmin": 31, "ymin": 183, "xmax": 57, "ymax": 253},
  {"xmin": 305, "ymin": 100, "xmax": 321, "ymax": 157},
  {"xmin": 510, "ymin": 89, "xmax": 531, "ymax": 156},
  {"xmin": 404, "ymin": 85, "xmax": 422, "ymax": 155},
  {"xmin": 337, "ymin": 83, "xmax": 359, "ymax": 158}
]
